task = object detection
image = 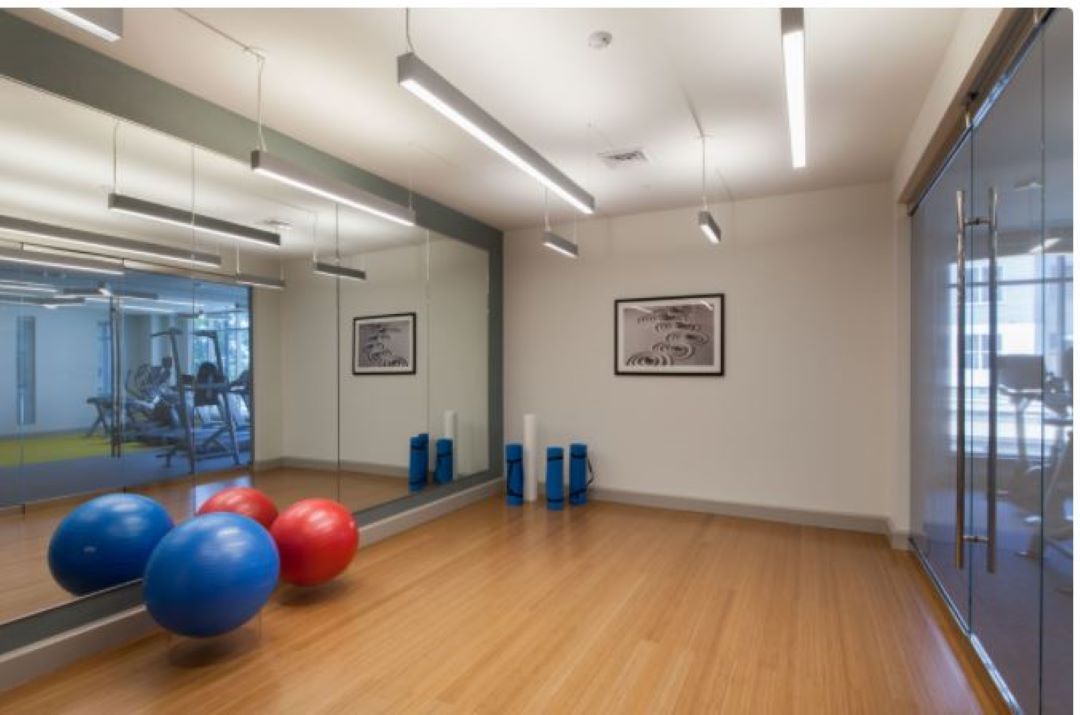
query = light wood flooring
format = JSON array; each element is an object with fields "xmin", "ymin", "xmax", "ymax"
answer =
[{"xmin": 0, "ymin": 497, "xmax": 1004, "ymax": 713}]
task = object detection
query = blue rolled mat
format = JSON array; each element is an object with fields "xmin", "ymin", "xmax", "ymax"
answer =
[
  {"xmin": 546, "ymin": 446, "xmax": 564, "ymax": 511},
  {"xmin": 505, "ymin": 443, "xmax": 524, "ymax": 506},
  {"xmin": 569, "ymin": 443, "xmax": 588, "ymax": 506},
  {"xmin": 434, "ymin": 438, "xmax": 454, "ymax": 485},
  {"xmin": 409, "ymin": 433, "xmax": 429, "ymax": 493}
]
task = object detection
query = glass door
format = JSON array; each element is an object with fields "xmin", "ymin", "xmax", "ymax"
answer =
[
  {"xmin": 910, "ymin": 135, "xmax": 973, "ymax": 628},
  {"xmin": 968, "ymin": 26, "xmax": 1044, "ymax": 713}
]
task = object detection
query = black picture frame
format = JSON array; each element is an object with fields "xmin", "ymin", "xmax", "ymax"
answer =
[
  {"xmin": 352, "ymin": 312, "xmax": 417, "ymax": 375},
  {"xmin": 614, "ymin": 293, "xmax": 725, "ymax": 376}
]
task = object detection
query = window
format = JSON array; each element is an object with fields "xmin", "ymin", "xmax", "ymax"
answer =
[
  {"xmin": 192, "ymin": 309, "xmax": 251, "ymax": 380},
  {"xmin": 965, "ymin": 332, "xmax": 1002, "ymax": 371},
  {"xmin": 15, "ymin": 316, "xmax": 35, "ymax": 426},
  {"xmin": 96, "ymin": 320, "xmax": 112, "ymax": 397}
]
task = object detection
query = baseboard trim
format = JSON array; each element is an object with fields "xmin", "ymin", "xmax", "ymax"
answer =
[
  {"xmin": 0, "ymin": 606, "xmax": 155, "ymax": 693},
  {"xmin": 591, "ymin": 487, "xmax": 903, "ymax": 547},
  {"xmin": 361, "ymin": 480, "xmax": 501, "ymax": 545},
  {"xmin": 258, "ymin": 457, "xmax": 408, "ymax": 477}
]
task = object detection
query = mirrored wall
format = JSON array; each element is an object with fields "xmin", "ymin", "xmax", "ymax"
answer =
[{"xmin": 0, "ymin": 74, "xmax": 494, "ymax": 625}]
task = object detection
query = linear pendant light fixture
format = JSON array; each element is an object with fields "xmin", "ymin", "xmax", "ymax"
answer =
[
  {"xmin": 0, "ymin": 245, "xmax": 124, "ymax": 276},
  {"xmin": 250, "ymin": 151, "xmax": 416, "ymax": 227},
  {"xmin": 42, "ymin": 8, "xmax": 122, "ymax": 42},
  {"xmin": 0, "ymin": 214, "xmax": 221, "ymax": 268},
  {"xmin": 108, "ymin": 193, "xmax": 281, "ymax": 248},
  {"xmin": 781, "ymin": 8, "xmax": 807, "ymax": 169},
  {"xmin": 313, "ymin": 262, "xmax": 367, "ymax": 281},
  {"xmin": 542, "ymin": 231, "xmax": 578, "ymax": 259},
  {"xmin": 235, "ymin": 272, "xmax": 285, "ymax": 291},
  {"xmin": 398, "ymin": 52, "xmax": 596, "ymax": 215},
  {"xmin": 698, "ymin": 211, "xmax": 722, "ymax": 245}
]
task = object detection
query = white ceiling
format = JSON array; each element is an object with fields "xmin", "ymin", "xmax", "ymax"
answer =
[{"xmin": 8, "ymin": 7, "xmax": 961, "ymax": 231}]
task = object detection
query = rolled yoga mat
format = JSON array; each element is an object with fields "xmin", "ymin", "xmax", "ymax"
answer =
[
  {"xmin": 545, "ymin": 446, "xmax": 564, "ymax": 511},
  {"xmin": 434, "ymin": 438, "xmax": 454, "ymax": 485},
  {"xmin": 409, "ymin": 433, "xmax": 429, "ymax": 493},
  {"xmin": 569, "ymin": 443, "xmax": 588, "ymax": 506},
  {"xmin": 505, "ymin": 443, "xmax": 524, "ymax": 506},
  {"xmin": 443, "ymin": 410, "xmax": 458, "ymax": 479},
  {"xmin": 523, "ymin": 414, "xmax": 538, "ymax": 503}
]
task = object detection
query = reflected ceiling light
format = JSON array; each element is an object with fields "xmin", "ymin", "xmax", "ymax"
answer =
[
  {"xmin": 42, "ymin": 8, "xmax": 122, "ymax": 42},
  {"xmin": 235, "ymin": 272, "xmax": 285, "ymax": 291},
  {"xmin": 781, "ymin": 8, "xmax": 807, "ymax": 169},
  {"xmin": 42, "ymin": 297, "xmax": 86, "ymax": 309},
  {"xmin": 313, "ymin": 262, "xmax": 367, "ymax": 282},
  {"xmin": 108, "ymin": 193, "xmax": 281, "ymax": 248},
  {"xmin": 0, "ymin": 280, "xmax": 57, "ymax": 294},
  {"xmin": 0, "ymin": 214, "xmax": 221, "ymax": 268},
  {"xmin": 250, "ymin": 151, "xmax": 416, "ymax": 227},
  {"xmin": 542, "ymin": 231, "xmax": 578, "ymax": 259},
  {"xmin": 0, "ymin": 245, "xmax": 124, "ymax": 276},
  {"xmin": 398, "ymin": 52, "xmax": 595, "ymax": 215},
  {"xmin": 698, "ymin": 211, "xmax": 722, "ymax": 245}
]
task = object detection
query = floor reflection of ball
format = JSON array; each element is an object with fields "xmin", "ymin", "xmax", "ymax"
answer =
[{"xmin": 197, "ymin": 487, "xmax": 278, "ymax": 530}]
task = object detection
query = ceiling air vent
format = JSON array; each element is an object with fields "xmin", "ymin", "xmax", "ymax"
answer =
[{"xmin": 598, "ymin": 147, "xmax": 649, "ymax": 169}]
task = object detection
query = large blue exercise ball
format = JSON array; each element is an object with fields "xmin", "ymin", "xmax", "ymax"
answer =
[
  {"xmin": 143, "ymin": 512, "xmax": 279, "ymax": 638},
  {"xmin": 48, "ymin": 493, "xmax": 174, "ymax": 595}
]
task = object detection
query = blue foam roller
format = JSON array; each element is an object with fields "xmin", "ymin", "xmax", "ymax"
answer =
[
  {"xmin": 569, "ymin": 443, "xmax": 588, "ymax": 506},
  {"xmin": 434, "ymin": 438, "xmax": 454, "ymax": 485},
  {"xmin": 505, "ymin": 443, "xmax": 524, "ymax": 506},
  {"xmin": 409, "ymin": 433, "xmax": 429, "ymax": 493},
  {"xmin": 546, "ymin": 446, "xmax": 564, "ymax": 511}
]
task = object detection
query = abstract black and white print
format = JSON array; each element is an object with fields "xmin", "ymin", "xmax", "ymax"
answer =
[
  {"xmin": 615, "ymin": 295, "xmax": 724, "ymax": 376},
  {"xmin": 353, "ymin": 313, "xmax": 416, "ymax": 375}
]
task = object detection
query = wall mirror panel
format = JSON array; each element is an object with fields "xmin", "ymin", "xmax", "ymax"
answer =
[{"xmin": 0, "ymin": 72, "xmax": 499, "ymax": 633}]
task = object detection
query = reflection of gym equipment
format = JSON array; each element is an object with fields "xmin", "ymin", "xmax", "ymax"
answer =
[
  {"xmin": 153, "ymin": 327, "xmax": 248, "ymax": 472},
  {"xmin": 85, "ymin": 357, "xmax": 176, "ymax": 442}
]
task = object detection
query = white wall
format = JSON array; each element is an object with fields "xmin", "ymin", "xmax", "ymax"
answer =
[
  {"xmin": 0, "ymin": 304, "xmax": 109, "ymax": 436},
  {"xmin": 504, "ymin": 182, "xmax": 899, "ymax": 520},
  {"xmin": 274, "ymin": 241, "xmax": 489, "ymax": 474}
]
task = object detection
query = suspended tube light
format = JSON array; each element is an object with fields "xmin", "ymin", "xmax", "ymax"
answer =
[
  {"xmin": 398, "ymin": 52, "xmax": 596, "ymax": 215},
  {"xmin": 698, "ymin": 211, "xmax": 721, "ymax": 245},
  {"xmin": 313, "ymin": 262, "xmax": 367, "ymax": 281},
  {"xmin": 0, "ymin": 245, "xmax": 124, "ymax": 276},
  {"xmin": 781, "ymin": 8, "xmax": 807, "ymax": 169},
  {"xmin": 0, "ymin": 214, "xmax": 221, "ymax": 268},
  {"xmin": 251, "ymin": 151, "xmax": 416, "ymax": 228},
  {"xmin": 42, "ymin": 8, "xmax": 122, "ymax": 42},
  {"xmin": 542, "ymin": 231, "xmax": 578, "ymax": 259},
  {"xmin": 234, "ymin": 272, "xmax": 285, "ymax": 291},
  {"xmin": 108, "ymin": 193, "xmax": 281, "ymax": 248}
]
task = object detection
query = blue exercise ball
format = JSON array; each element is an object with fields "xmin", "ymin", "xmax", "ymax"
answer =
[
  {"xmin": 48, "ymin": 493, "xmax": 174, "ymax": 596},
  {"xmin": 143, "ymin": 512, "xmax": 279, "ymax": 638}
]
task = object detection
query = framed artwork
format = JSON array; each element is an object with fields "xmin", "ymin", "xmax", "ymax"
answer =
[
  {"xmin": 614, "ymin": 294, "xmax": 724, "ymax": 376},
  {"xmin": 352, "ymin": 312, "xmax": 417, "ymax": 375}
]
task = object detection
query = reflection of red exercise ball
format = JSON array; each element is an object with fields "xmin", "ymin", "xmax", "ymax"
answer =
[
  {"xmin": 271, "ymin": 499, "xmax": 358, "ymax": 586},
  {"xmin": 197, "ymin": 487, "xmax": 278, "ymax": 530}
]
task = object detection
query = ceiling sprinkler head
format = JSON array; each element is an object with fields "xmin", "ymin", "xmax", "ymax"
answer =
[{"xmin": 588, "ymin": 31, "xmax": 613, "ymax": 50}]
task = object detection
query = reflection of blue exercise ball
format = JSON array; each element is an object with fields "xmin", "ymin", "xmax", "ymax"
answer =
[
  {"xmin": 48, "ymin": 493, "xmax": 174, "ymax": 595},
  {"xmin": 144, "ymin": 513, "xmax": 279, "ymax": 638}
]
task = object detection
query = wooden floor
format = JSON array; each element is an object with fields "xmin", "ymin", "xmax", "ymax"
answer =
[
  {"xmin": 0, "ymin": 498, "xmax": 1004, "ymax": 714},
  {"xmin": 0, "ymin": 468, "xmax": 408, "ymax": 623}
]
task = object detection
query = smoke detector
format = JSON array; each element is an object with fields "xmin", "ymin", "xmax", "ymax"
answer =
[
  {"xmin": 598, "ymin": 147, "xmax": 650, "ymax": 170},
  {"xmin": 588, "ymin": 31, "xmax": 613, "ymax": 50}
]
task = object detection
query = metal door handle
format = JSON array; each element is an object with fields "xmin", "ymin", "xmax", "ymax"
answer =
[
  {"xmin": 954, "ymin": 189, "xmax": 967, "ymax": 570},
  {"xmin": 986, "ymin": 186, "xmax": 999, "ymax": 573}
]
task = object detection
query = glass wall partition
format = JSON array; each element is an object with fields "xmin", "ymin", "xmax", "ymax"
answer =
[{"xmin": 910, "ymin": 10, "xmax": 1071, "ymax": 713}]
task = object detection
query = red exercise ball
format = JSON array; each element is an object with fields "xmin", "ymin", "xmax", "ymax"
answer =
[
  {"xmin": 196, "ymin": 487, "xmax": 278, "ymax": 530},
  {"xmin": 270, "ymin": 498, "xmax": 358, "ymax": 586}
]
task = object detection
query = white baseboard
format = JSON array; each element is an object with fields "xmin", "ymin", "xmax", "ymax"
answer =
[{"xmin": 591, "ymin": 487, "xmax": 905, "ymax": 549}]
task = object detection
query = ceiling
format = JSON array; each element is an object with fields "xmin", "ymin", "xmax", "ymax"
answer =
[{"xmin": 8, "ymin": 8, "xmax": 961, "ymax": 231}]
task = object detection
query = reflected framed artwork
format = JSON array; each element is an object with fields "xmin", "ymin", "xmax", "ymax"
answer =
[
  {"xmin": 614, "ymin": 294, "xmax": 724, "ymax": 376},
  {"xmin": 352, "ymin": 312, "xmax": 417, "ymax": 375}
]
